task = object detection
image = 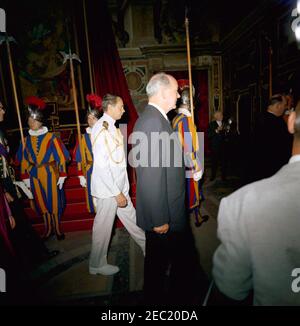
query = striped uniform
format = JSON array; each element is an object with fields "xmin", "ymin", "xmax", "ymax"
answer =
[
  {"xmin": 16, "ymin": 130, "xmax": 70, "ymax": 237},
  {"xmin": 172, "ymin": 111, "xmax": 204, "ymax": 216},
  {"xmin": 74, "ymin": 129, "xmax": 95, "ymax": 213}
]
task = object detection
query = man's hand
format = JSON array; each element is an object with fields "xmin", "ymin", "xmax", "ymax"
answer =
[
  {"xmin": 215, "ymin": 127, "xmax": 221, "ymax": 133},
  {"xmin": 5, "ymin": 192, "xmax": 14, "ymax": 203},
  {"xmin": 193, "ymin": 169, "xmax": 203, "ymax": 182},
  {"xmin": 115, "ymin": 192, "xmax": 127, "ymax": 207},
  {"xmin": 23, "ymin": 178, "xmax": 31, "ymax": 189},
  {"xmin": 9, "ymin": 216, "xmax": 16, "ymax": 230},
  {"xmin": 78, "ymin": 175, "xmax": 87, "ymax": 188},
  {"xmin": 153, "ymin": 223, "xmax": 169, "ymax": 234},
  {"xmin": 57, "ymin": 177, "xmax": 66, "ymax": 190}
]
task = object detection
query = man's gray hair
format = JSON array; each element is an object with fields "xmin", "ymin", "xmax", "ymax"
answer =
[{"xmin": 146, "ymin": 72, "xmax": 171, "ymax": 98}]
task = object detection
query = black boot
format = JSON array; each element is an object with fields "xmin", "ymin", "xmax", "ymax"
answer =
[{"xmin": 56, "ymin": 233, "xmax": 65, "ymax": 241}]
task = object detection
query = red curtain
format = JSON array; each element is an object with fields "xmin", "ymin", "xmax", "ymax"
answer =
[
  {"xmin": 166, "ymin": 70, "xmax": 210, "ymax": 154},
  {"xmin": 85, "ymin": 0, "xmax": 138, "ymax": 136}
]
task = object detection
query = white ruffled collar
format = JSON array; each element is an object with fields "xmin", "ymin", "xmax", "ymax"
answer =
[
  {"xmin": 178, "ymin": 108, "xmax": 192, "ymax": 117},
  {"xmin": 29, "ymin": 126, "xmax": 48, "ymax": 136}
]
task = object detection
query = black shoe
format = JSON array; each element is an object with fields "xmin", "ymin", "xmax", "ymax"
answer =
[
  {"xmin": 41, "ymin": 234, "xmax": 51, "ymax": 241},
  {"xmin": 56, "ymin": 233, "xmax": 65, "ymax": 241}
]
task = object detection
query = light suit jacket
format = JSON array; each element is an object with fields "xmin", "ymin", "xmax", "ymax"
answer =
[
  {"xmin": 91, "ymin": 113, "xmax": 129, "ymax": 199},
  {"xmin": 213, "ymin": 160, "xmax": 300, "ymax": 305}
]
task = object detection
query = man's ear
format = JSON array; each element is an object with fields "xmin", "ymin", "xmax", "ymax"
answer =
[
  {"xmin": 288, "ymin": 111, "xmax": 296, "ymax": 134},
  {"xmin": 161, "ymin": 88, "xmax": 166, "ymax": 100}
]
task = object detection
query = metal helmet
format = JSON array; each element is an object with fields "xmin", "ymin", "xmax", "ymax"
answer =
[
  {"xmin": 180, "ymin": 88, "xmax": 191, "ymax": 106},
  {"xmin": 86, "ymin": 107, "xmax": 102, "ymax": 120},
  {"xmin": 86, "ymin": 93, "xmax": 102, "ymax": 120},
  {"xmin": 177, "ymin": 79, "xmax": 195, "ymax": 107},
  {"xmin": 25, "ymin": 96, "xmax": 46, "ymax": 123}
]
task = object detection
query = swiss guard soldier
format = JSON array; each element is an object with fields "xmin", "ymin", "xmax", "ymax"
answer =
[
  {"xmin": 172, "ymin": 80, "xmax": 209, "ymax": 227},
  {"xmin": 0, "ymin": 99, "xmax": 59, "ymax": 265},
  {"xmin": 89, "ymin": 93, "xmax": 145, "ymax": 276},
  {"xmin": 16, "ymin": 96, "xmax": 70, "ymax": 240},
  {"xmin": 73, "ymin": 94, "xmax": 102, "ymax": 213}
]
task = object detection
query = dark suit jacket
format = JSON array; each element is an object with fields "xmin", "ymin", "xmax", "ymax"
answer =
[
  {"xmin": 132, "ymin": 105, "xmax": 187, "ymax": 232},
  {"xmin": 207, "ymin": 120, "xmax": 224, "ymax": 150},
  {"xmin": 252, "ymin": 111, "xmax": 293, "ymax": 180}
]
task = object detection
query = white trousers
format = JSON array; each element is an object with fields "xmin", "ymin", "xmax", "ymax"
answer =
[{"xmin": 89, "ymin": 195, "xmax": 145, "ymax": 271}]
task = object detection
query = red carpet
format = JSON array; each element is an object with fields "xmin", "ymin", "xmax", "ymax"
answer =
[{"xmin": 23, "ymin": 162, "xmax": 131, "ymax": 235}]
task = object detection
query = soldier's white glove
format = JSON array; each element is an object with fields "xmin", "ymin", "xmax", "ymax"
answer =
[
  {"xmin": 78, "ymin": 175, "xmax": 87, "ymax": 188},
  {"xmin": 193, "ymin": 169, "xmax": 203, "ymax": 182},
  {"xmin": 57, "ymin": 177, "xmax": 66, "ymax": 190},
  {"xmin": 92, "ymin": 197, "xmax": 97, "ymax": 210},
  {"xmin": 23, "ymin": 178, "xmax": 31, "ymax": 189},
  {"xmin": 15, "ymin": 181, "xmax": 33, "ymax": 199}
]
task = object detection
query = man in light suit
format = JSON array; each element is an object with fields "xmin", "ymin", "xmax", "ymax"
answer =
[
  {"xmin": 90, "ymin": 94, "xmax": 145, "ymax": 276},
  {"xmin": 212, "ymin": 99, "xmax": 300, "ymax": 305},
  {"xmin": 132, "ymin": 73, "xmax": 202, "ymax": 304}
]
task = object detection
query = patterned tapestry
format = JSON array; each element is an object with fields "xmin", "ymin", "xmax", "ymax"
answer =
[{"xmin": 2, "ymin": 0, "xmax": 82, "ymax": 112}]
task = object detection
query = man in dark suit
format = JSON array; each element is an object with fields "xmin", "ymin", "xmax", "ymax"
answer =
[
  {"xmin": 132, "ymin": 73, "xmax": 203, "ymax": 304},
  {"xmin": 251, "ymin": 94, "xmax": 293, "ymax": 181},
  {"xmin": 208, "ymin": 111, "xmax": 227, "ymax": 181}
]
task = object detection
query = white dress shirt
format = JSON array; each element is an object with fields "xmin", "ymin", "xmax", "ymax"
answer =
[
  {"xmin": 148, "ymin": 102, "xmax": 169, "ymax": 121},
  {"xmin": 91, "ymin": 113, "xmax": 129, "ymax": 198}
]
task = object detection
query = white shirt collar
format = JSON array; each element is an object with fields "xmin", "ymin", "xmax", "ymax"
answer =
[
  {"xmin": 103, "ymin": 113, "xmax": 116, "ymax": 126},
  {"xmin": 178, "ymin": 108, "xmax": 192, "ymax": 117},
  {"xmin": 29, "ymin": 126, "xmax": 48, "ymax": 136},
  {"xmin": 86, "ymin": 127, "xmax": 92, "ymax": 134},
  {"xmin": 149, "ymin": 102, "xmax": 169, "ymax": 121},
  {"xmin": 216, "ymin": 120, "xmax": 222, "ymax": 127},
  {"xmin": 289, "ymin": 154, "xmax": 300, "ymax": 164}
]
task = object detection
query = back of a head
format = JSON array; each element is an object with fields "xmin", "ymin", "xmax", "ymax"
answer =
[
  {"xmin": 146, "ymin": 72, "xmax": 171, "ymax": 98},
  {"xmin": 268, "ymin": 94, "xmax": 284, "ymax": 107},
  {"xmin": 267, "ymin": 94, "xmax": 286, "ymax": 117},
  {"xmin": 101, "ymin": 94, "xmax": 120, "ymax": 112},
  {"xmin": 180, "ymin": 88, "xmax": 190, "ymax": 106},
  {"xmin": 294, "ymin": 99, "xmax": 300, "ymax": 140}
]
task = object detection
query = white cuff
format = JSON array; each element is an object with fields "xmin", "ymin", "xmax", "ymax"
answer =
[{"xmin": 193, "ymin": 170, "xmax": 203, "ymax": 182}]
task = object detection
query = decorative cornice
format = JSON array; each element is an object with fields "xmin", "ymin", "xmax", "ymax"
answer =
[
  {"xmin": 118, "ymin": 47, "xmax": 144, "ymax": 60},
  {"xmin": 140, "ymin": 43, "xmax": 222, "ymax": 56}
]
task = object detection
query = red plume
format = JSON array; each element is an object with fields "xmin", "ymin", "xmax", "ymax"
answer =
[
  {"xmin": 177, "ymin": 79, "xmax": 190, "ymax": 91},
  {"xmin": 25, "ymin": 96, "xmax": 46, "ymax": 110},
  {"xmin": 86, "ymin": 94, "xmax": 102, "ymax": 109}
]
